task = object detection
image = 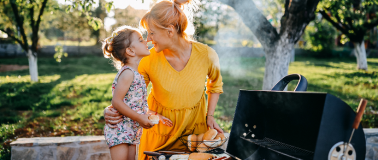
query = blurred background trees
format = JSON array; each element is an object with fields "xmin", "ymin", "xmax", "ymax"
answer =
[
  {"xmin": 302, "ymin": 18, "xmax": 337, "ymax": 57},
  {"xmin": 2, "ymin": 0, "xmax": 378, "ymax": 84},
  {"xmin": 219, "ymin": 0, "xmax": 320, "ymax": 90},
  {"xmin": 0, "ymin": 0, "xmax": 108, "ymax": 82},
  {"xmin": 318, "ymin": 0, "xmax": 378, "ymax": 70},
  {"xmin": 0, "ymin": 0, "xmax": 53, "ymax": 82},
  {"xmin": 1, "ymin": 1, "xmax": 378, "ymax": 159}
]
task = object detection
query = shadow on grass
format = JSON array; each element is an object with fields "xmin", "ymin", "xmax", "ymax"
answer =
[
  {"xmin": 331, "ymin": 71, "xmax": 378, "ymax": 89},
  {"xmin": 0, "ymin": 56, "xmax": 115, "ymax": 159},
  {"xmin": 0, "ymin": 56, "xmax": 116, "ymax": 124},
  {"xmin": 338, "ymin": 71, "xmax": 377, "ymax": 78},
  {"xmin": 366, "ymin": 61, "xmax": 378, "ymax": 66},
  {"xmin": 295, "ymin": 56, "xmax": 378, "ymax": 68}
]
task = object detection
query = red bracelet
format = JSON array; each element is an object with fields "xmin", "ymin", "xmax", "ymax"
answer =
[{"xmin": 155, "ymin": 112, "xmax": 157, "ymax": 115}]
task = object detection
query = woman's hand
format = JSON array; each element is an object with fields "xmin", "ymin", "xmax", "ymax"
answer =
[
  {"xmin": 138, "ymin": 114, "xmax": 155, "ymax": 129},
  {"xmin": 104, "ymin": 105, "xmax": 123, "ymax": 128},
  {"xmin": 157, "ymin": 114, "xmax": 173, "ymax": 127},
  {"xmin": 207, "ymin": 116, "xmax": 223, "ymax": 133}
]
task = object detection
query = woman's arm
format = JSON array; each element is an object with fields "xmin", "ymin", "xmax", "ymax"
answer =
[
  {"xmin": 207, "ymin": 93, "xmax": 223, "ymax": 133},
  {"xmin": 104, "ymin": 105, "xmax": 122, "ymax": 128},
  {"xmin": 206, "ymin": 47, "xmax": 224, "ymax": 133},
  {"xmin": 112, "ymin": 69, "xmax": 154, "ymax": 129}
]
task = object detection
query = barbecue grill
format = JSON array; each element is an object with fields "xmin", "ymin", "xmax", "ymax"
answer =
[
  {"xmin": 226, "ymin": 74, "xmax": 366, "ymax": 160},
  {"xmin": 144, "ymin": 74, "xmax": 367, "ymax": 160}
]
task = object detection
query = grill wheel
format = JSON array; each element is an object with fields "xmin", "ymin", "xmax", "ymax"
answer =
[{"xmin": 328, "ymin": 142, "xmax": 356, "ymax": 160}]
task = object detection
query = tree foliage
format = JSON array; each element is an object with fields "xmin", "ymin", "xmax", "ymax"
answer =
[
  {"xmin": 193, "ymin": 0, "xmax": 234, "ymax": 44},
  {"xmin": 0, "ymin": 0, "xmax": 55, "ymax": 54},
  {"xmin": 57, "ymin": 6, "xmax": 93, "ymax": 40},
  {"xmin": 0, "ymin": 0, "xmax": 112, "ymax": 50},
  {"xmin": 63, "ymin": 0, "xmax": 110, "ymax": 31},
  {"xmin": 259, "ymin": 0, "xmax": 285, "ymax": 28},
  {"xmin": 319, "ymin": 0, "xmax": 378, "ymax": 43},
  {"xmin": 302, "ymin": 18, "xmax": 337, "ymax": 55}
]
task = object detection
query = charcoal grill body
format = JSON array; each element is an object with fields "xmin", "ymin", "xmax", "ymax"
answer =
[{"xmin": 226, "ymin": 91, "xmax": 366, "ymax": 160}]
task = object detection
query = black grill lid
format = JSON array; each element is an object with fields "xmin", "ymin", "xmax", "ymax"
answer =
[{"xmin": 226, "ymin": 74, "xmax": 366, "ymax": 160}]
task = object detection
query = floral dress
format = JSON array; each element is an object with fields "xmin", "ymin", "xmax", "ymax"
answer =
[{"xmin": 104, "ymin": 65, "xmax": 148, "ymax": 148}]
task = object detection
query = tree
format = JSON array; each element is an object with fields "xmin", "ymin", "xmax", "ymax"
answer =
[
  {"xmin": 92, "ymin": 0, "xmax": 107, "ymax": 45},
  {"xmin": 55, "ymin": 6, "xmax": 93, "ymax": 53},
  {"xmin": 193, "ymin": 0, "xmax": 234, "ymax": 44},
  {"xmin": 44, "ymin": 5, "xmax": 93, "ymax": 45},
  {"xmin": 259, "ymin": 0, "xmax": 285, "ymax": 28},
  {"xmin": 0, "ymin": 0, "xmax": 51, "ymax": 82},
  {"xmin": 302, "ymin": 18, "xmax": 337, "ymax": 57},
  {"xmin": 0, "ymin": 0, "xmax": 107, "ymax": 82},
  {"xmin": 218, "ymin": 0, "xmax": 320, "ymax": 89},
  {"xmin": 111, "ymin": 6, "xmax": 145, "ymax": 29},
  {"xmin": 318, "ymin": 0, "xmax": 378, "ymax": 70}
]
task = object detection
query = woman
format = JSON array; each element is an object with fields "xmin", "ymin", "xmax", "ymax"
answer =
[{"xmin": 103, "ymin": 0, "xmax": 224, "ymax": 159}]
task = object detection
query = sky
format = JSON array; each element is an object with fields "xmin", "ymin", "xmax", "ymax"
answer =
[{"xmin": 57, "ymin": 0, "xmax": 153, "ymax": 30}]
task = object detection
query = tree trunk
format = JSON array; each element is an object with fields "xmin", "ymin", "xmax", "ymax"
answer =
[
  {"xmin": 263, "ymin": 38, "xmax": 294, "ymax": 90},
  {"xmin": 354, "ymin": 41, "xmax": 368, "ymax": 70},
  {"xmin": 27, "ymin": 49, "xmax": 39, "ymax": 82},
  {"xmin": 78, "ymin": 38, "xmax": 81, "ymax": 54},
  {"xmin": 219, "ymin": 0, "xmax": 319, "ymax": 90},
  {"xmin": 290, "ymin": 48, "xmax": 295, "ymax": 62}
]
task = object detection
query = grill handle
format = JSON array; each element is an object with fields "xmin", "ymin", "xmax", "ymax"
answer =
[
  {"xmin": 353, "ymin": 99, "xmax": 367, "ymax": 129},
  {"xmin": 271, "ymin": 74, "xmax": 308, "ymax": 91}
]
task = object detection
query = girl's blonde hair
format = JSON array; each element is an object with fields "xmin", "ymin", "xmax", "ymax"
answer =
[
  {"xmin": 140, "ymin": 0, "xmax": 199, "ymax": 41},
  {"xmin": 102, "ymin": 26, "xmax": 140, "ymax": 70}
]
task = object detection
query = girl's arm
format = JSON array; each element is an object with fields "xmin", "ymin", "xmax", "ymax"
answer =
[{"xmin": 112, "ymin": 69, "xmax": 154, "ymax": 129}]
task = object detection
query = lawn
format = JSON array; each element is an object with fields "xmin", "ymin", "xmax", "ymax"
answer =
[{"xmin": 0, "ymin": 55, "xmax": 377, "ymax": 159}]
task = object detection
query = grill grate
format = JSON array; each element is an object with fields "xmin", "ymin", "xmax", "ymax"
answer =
[{"xmin": 240, "ymin": 137, "xmax": 314, "ymax": 160}]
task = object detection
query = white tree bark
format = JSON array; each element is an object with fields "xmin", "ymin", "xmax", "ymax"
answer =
[
  {"xmin": 27, "ymin": 49, "xmax": 39, "ymax": 82},
  {"xmin": 262, "ymin": 38, "xmax": 294, "ymax": 90},
  {"xmin": 290, "ymin": 48, "xmax": 295, "ymax": 62},
  {"xmin": 354, "ymin": 41, "xmax": 368, "ymax": 70},
  {"xmin": 217, "ymin": 0, "xmax": 318, "ymax": 90}
]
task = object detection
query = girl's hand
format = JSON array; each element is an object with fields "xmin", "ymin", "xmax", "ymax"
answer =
[
  {"xmin": 104, "ymin": 105, "xmax": 123, "ymax": 128},
  {"xmin": 157, "ymin": 114, "xmax": 173, "ymax": 127},
  {"xmin": 138, "ymin": 114, "xmax": 155, "ymax": 129},
  {"xmin": 207, "ymin": 116, "xmax": 224, "ymax": 133}
]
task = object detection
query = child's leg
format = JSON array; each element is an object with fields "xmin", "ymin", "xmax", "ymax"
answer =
[
  {"xmin": 109, "ymin": 143, "xmax": 129, "ymax": 160},
  {"xmin": 128, "ymin": 144, "xmax": 136, "ymax": 160}
]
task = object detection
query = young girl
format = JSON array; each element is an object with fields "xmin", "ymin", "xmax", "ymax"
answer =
[{"xmin": 102, "ymin": 25, "xmax": 155, "ymax": 160}]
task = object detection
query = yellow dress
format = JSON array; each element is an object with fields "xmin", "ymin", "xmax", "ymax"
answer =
[{"xmin": 137, "ymin": 41, "xmax": 223, "ymax": 160}]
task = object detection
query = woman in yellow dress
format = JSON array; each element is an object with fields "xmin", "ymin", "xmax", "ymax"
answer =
[{"xmin": 103, "ymin": 0, "xmax": 224, "ymax": 159}]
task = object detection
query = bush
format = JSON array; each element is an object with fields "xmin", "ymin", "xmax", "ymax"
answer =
[{"xmin": 302, "ymin": 19, "xmax": 337, "ymax": 57}]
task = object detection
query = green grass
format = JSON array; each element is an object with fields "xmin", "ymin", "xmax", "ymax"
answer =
[
  {"xmin": 0, "ymin": 55, "xmax": 378, "ymax": 159},
  {"xmin": 289, "ymin": 57, "xmax": 378, "ymax": 128},
  {"xmin": 0, "ymin": 56, "xmax": 116, "ymax": 159}
]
